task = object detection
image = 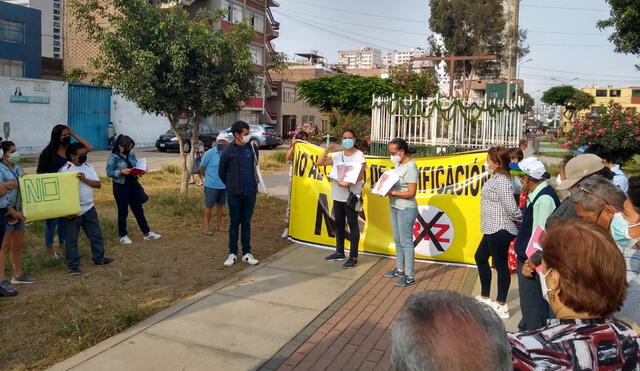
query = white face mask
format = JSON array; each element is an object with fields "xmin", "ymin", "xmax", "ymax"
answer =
[
  {"xmin": 540, "ymin": 268, "xmax": 553, "ymax": 303},
  {"xmin": 484, "ymin": 162, "xmax": 493, "ymax": 174},
  {"xmin": 242, "ymin": 134, "xmax": 251, "ymax": 144},
  {"xmin": 390, "ymin": 154, "xmax": 402, "ymax": 164}
]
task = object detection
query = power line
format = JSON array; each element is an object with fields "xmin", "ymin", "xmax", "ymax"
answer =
[
  {"xmin": 285, "ymin": 1, "xmax": 428, "ymax": 23},
  {"xmin": 520, "ymin": 4, "xmax": 609, "ymax": 12}
]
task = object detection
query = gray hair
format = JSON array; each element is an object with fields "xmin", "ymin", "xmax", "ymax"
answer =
[
  {"xmin": 570, "ymin": 177, "xmax": 626, "ymax": 212},
  {"xmin": 391, "ymin": 290, "xmax": 512, "ymax": 371}
]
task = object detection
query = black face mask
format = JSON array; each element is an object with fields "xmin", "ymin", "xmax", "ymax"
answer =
[
  {"xmin": 77, "ymin": 155, "xmax": 87, "ymax": 164},
  {"xmin": 122, "ymin": 149, "xmax": 131, "ymax": 156},
  {"xmin": 216, "ymin": 144, "xmax": 226, "ymax": 152},
  {"xmin": 61, "ymin": 136, "xmax": 71, "ymax": 146}
]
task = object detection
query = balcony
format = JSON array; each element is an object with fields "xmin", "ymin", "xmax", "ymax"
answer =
[
  {"xmin": 265, "ymin": 100, "xmax": 277, "ymax": 118},
  {"xmin": 265, "ymin": 70, "xmax": 278, "ymax": 90},
  {"xmin": 266, "ymin": 7, "xmax": 279, "ymax": 31}
]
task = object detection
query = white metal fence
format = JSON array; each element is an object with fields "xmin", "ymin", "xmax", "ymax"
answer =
[{"xmin": 370, "ymin": 95, "xmax": 525, "ymax": 155}]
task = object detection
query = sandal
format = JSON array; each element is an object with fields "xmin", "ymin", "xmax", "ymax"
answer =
[{"xmin": 202, "ymin": 230, "xmax": 213, "ymax": 236}]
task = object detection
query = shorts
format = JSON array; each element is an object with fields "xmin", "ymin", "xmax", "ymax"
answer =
[{"xmin": 204, "ymin": 187, "xmax": 226, "ymax": 207}]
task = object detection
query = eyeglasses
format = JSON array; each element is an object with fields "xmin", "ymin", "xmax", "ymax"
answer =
[{"xmin": 578, "ymin": 186, "xmax": 609, "ymax": 205}]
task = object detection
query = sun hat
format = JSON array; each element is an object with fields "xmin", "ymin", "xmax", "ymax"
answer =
[{"xmin": 556, "ymin": 154, "xmax": 606, "ymax": 191}]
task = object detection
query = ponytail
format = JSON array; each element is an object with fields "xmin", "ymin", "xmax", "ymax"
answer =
[{"xmin": 389, "ymin": 138, "xmax": 416, "ymax": 155}]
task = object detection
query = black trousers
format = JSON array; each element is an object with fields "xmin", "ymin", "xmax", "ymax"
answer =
[
  {"xmin": 475, "ymin": 230, "xmax": 514, "ymax": 303},
  {"xmin": 333, "ymin": 200, "xmax": 359, "ymax": 258},
  {"xmin": 517, "ymin": 258, "xmax": 551, "ymax": 331}
]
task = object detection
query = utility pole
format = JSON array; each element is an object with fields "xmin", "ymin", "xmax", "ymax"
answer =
[
  {"xmin": 412, "ymin": 55, "xmax": 497, "ymax": 98},
  {"xmin": 505, "ymin": 0, "xmax": 521, "ymax": 102}
]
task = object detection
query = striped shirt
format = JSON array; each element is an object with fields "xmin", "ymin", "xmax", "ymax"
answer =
[{"xmin": 480, "ymin": 173, "xmax": 523, "ymax": 235}]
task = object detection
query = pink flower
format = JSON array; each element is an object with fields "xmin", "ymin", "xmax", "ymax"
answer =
[
  {"xmin": 585, "ymin": 130, "xmax": 592, "ymax": 136},
  {"xmin": 597, "ymin": 128, "xmax": 606, "ymax": 136}
]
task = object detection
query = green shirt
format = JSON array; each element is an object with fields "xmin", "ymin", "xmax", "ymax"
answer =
[
  {"xmin": 527, "ymin": 181, "xmax": 557, "ymax": 232},
  {"xmin": 390, "ymin": 160, "xmax": 418, "ymax": 210}
]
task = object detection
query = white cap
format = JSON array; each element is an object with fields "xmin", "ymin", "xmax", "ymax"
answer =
[
  {"xmin": 216, "ymin": 133, "xmax": 229, "ymax": 142},
  {"xmin": 511, "ymin": 157, "xmax": 547, "ymax": 180}
]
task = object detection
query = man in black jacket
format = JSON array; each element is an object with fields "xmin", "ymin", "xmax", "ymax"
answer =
[{"xmin": 218, "ymin": 121, "xmax": 260, "ymax": 267}]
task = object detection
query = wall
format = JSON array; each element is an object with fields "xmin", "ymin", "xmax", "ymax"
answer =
[
  {"xmin": 0, "ymin": 76, "xmax": 67, "ymax": 153},
  {"xmin": 0, "ymin": 2, "xmax": 42, "ymax": 78},
  {"xmin": 110, "ymin": 95, "xmax": 170, "ymax": 148}
]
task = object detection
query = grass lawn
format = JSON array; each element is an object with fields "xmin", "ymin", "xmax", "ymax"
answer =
[
  {"xmin": 537, "ymin": 151, "xmax": 573, "ymax": 159},
  {"xmin": 0, "ymin": 161, "xmax": 288, "ymax": 369},
  {"xmin": 539, "ymin": 142, "xmax": 560, "ymax": 149}
]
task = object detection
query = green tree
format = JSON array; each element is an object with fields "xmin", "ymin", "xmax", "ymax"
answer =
[
  {"xmin": 598, "ymin": 0, "xmax": 640, "ymax": 70},
  {"xmin": 387, "ymin": 65, "xmax": 439, "ymax": 98},
  {"xmin": 566, "ymin": 90, "xmax": 596, "ymax": 112},
  {"xmin": 520, "ymin": 92, "xmax": 535, "ymax": 113},
  {"xmin": 296, "ymin": 75, "xmax": 395, "ymax": 114},
  {"xmin": 541, "ymin": 85, "xmax": 578, "ymax": 106},
  {"xmin": 69, "ymin": 0, "xmax": 257, "ymax": 193},
  {"xmin": 428, "ymin": 0, "xmax": 529, "ymax": 88}
]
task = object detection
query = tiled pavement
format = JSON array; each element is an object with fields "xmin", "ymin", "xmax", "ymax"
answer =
[{"xmin": 264, "ymin": 259, "xmax": 473, "ymax": 371}]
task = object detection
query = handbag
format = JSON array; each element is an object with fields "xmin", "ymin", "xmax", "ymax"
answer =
[
  {"xmin": 250, "ymin": 143, "xmax": 267, "ymax": 194},
  {"xmin": 136, "ymin": 183, "xmax": 149, "ymax": 204},
  {"xmin": 346, "ymin": 190, "xmax": 363, "ymax": 212}
]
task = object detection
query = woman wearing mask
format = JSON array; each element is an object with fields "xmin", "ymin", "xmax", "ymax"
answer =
[
  {"xmin": 379, "ymin": 138, "xmax": 418, "ymax": 287},
  {"xmin": 509, "ymin": 219, "xmax": 640, "ymax": 369},
  {"xmin": 37, "ymin": 125, "xmax": 93, "ymax": 259},
  {"xmin": 106, "ymin": 135, "xmax": 161, "ymax": 244},
  {"xmin": 475, "ymin": 147, "xmax": 523, "ymax": 318},
  {"xmin": 317, "ymin": 129, "xmax": 366, "ymax": 269},
  {"xmin": 0, "ymin": 141, "xmax": 35, "ymax": 286}
]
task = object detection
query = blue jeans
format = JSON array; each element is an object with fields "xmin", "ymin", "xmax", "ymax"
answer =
[
  {"xmin": 61, "ymin": 207, "xmax": 105, "ymax": 269},
  {"xmin": 44, "ymin": 218, "xmax": 65, "ymax": 248},
  {"xmin": 390, "ymin": 207, "xmax": 418, "ymax": 277},
  {"xmin": 227, "ymin": 192, "xmax": 257, "ymax": 255},
  {"xmin": 517, "ymin": 258, "xmax": 551, "ymax": 331}
]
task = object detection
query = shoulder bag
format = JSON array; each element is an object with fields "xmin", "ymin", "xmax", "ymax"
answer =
[{"xmin": 251, "ymin": 143, "xmax": 267, "ymax": 194}]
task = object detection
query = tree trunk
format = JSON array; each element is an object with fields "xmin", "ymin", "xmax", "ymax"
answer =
[{"xmin": 167, "ymin": 112, "xmax": 199, "ymax": 194}]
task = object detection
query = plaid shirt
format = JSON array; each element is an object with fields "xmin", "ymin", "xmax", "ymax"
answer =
[
  {"xmin": 481, "ymin": 173, "xmax": 522, "ymax": 235},
  {"xmin": 509, "ymin": 318, "xmax": 640, "ymax": 370}
]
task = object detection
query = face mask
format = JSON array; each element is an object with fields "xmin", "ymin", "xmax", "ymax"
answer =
[
  {"xmin": 342, "ymin": 138, "xmax": 354, "ymax": 149},
  {"xmin": 484, "ymin": 162, "xmax": 494, "ymax": 175},
  {"xmin": 390, "ymin": 154, "xmax": 402, "ymax": 164},
  {"xmin": 61, "ymin": 136, "xmax": 71, "ymax": 146},
  {"xmin": 242, "ymin": 135, "xmax": 251, "ymax": 144},
  {"xmin": 8, "ymin": 152, "xmax": 20, "ymax": 163},
  {"xmin": 77, "ymin": 155, "xmax": 87, "ymax": 164},
  {"xmin": 540, "ymin": 268, "xmax": 553, "ymax": 303},
  {"xmin": 513, "ymin": 175, "xmax": 522, "ymax": 193},
  {"xmin": 610, "ymin": 212, "xmax": 640, "ymax": 249},
  {"xmin": 216, "ymin": 143, "xmax": 226, "ymax": 152},
  {"xmin": 122, "ymin": 149, "xmax": 131, "ymax": 155}
]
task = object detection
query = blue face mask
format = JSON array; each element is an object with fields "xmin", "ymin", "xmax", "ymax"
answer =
[
  {"xmin": 342, "ymin": 138, "xmax": 354, "ymax": 149},
  {"xmin": 610, "ymin": 212, "xmax": 640, "ymax": 249}
]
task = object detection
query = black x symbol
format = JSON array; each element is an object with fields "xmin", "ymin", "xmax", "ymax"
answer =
[{"xmin": 413, "ymin": 211, "xmax": 445, "ymax": 251}]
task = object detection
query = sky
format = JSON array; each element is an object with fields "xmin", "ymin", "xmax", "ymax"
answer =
[{"xmin": 271, "ymin": 0, "xmax": 640, "ymax": 101}]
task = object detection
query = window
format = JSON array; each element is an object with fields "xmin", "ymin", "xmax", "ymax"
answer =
[
  {"xmin": 250, "ymin": 44, "xmax": 263, "ymax": 65},
  {"xmin": 610, "ymin": 89, "xmax": 621, "ymax": 97},
  {"xmin": 283, "ymin": 87, "xmax": 296, "ymax": 103},
  {"xmin": 247, "ymin": 10, "xmax": 264, "ymax": 33},
  {"xmin": 254, "ymin": 77, "xmax": 264, "ymax": 98},
  {"xmin": 53, "ymin": 41, "xmax": 60, "ymax": 46},
  {"xmin": 0, "ymin": 18, "xmax": 25, "ymax": 43},
  {"xmin": 596, "ymin": 89, "xmax": 607, "ymax": 97},
  {"xmin": 53, "ymin": 9, "xmax": 60, "ymax": 14},
  {"xmin": 301, "ymin": 115, "xmax": 315, "ymax": 125},
  {"xmin": 53, "ymin": 2, "xmax": 60, "ymax": 9},
  {"xmin": 54, "ymin": 15, "xmax": 60, "ymax": 21},
  {"xmin": 0, "ymin": 58, "xmax": 24, "ymax": 77},
  {"xmin": 633, "ymin": 89, "xmax": 640, "ymax": 97},
  {"xmin": 222, "ymin": 1, "xmax": 243, "ymax": 23}
]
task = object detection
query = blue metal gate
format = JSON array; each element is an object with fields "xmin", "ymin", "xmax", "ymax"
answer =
[{"xmin": 68, "ymin": 83, "xmax": 111, "ymax": 150}]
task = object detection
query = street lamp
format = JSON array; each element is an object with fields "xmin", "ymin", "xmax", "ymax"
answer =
[
  {"xmin": 515, "ymin": 58, "xmax": 533, "ymax": 96},
  {"xmin": 550, "ymin": 77, "xmax": 579, "ymax": 86}
]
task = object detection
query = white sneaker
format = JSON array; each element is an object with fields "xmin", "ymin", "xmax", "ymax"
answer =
[
  {"xmin": 143, "ymin": 231, "xmax": 162, "ymax": 240},
  {"xmin": 224, "ymin": 254, "xmax": 237, "ymax": 267},
  {"xmin": 242, "ymin": 253, "xmax": 259, "ymax": 265},
  {"xmin": 491, "ymin": 302, "xmax": 510, "ymax": 319},
  {"xmin": 475, "ymin": 295, "xmax": 493, "ymax": 306},
  {"xmin": 281, "ymin": 228, "xmax": 288, "ymax": 239},
  {"xmin": 120, "ymin": 236, "xmax": 133, "ymax": 245}
]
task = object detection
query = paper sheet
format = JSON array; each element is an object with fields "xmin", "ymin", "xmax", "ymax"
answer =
[
  {"xmin": 328, "ymin": 162, "xmax": 362, "ymax": 184},
  {"xmin": 372, "ymin": 171, "xmax": 400, "ymax": 196}
]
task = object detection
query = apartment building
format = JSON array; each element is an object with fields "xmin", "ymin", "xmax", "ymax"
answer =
[
  {"xmin": 382, "ymin": 47, "xmax": 426, "ymax": 67},
  {"xmin": 337, "ymin": 47, "xmax": 382, "ymax": 69},
  {"xmin": 6, "ymin": 0, "xmax": 63, "ymax": 59},
  {"xmin": 0, "ymin": 1, "xmax": 41, "ymax": 78},
  {"xmin": 561, "ymin": 86, "xmax": 640, "ymax": 133}
]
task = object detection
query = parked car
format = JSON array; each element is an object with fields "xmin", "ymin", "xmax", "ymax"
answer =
[
  {"xmin": 156, "ymin": 123, "xmax": 218, "ymax": 152},
  {"xmin": 220, "ymin": 124, "xmax": 282, "ymax": 149}
]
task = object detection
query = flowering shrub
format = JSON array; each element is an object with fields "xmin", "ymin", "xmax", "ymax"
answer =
[
  {"xmin": 325, "ymin": 109, "xmax": 372, "ymax": 153},
  {"xmin": 563, "ymin": 102, "xmax": 640, "ymax": 163},
  {"xmin": 288, "ymin": 122, "xmax": 316, "ymax": 138}
]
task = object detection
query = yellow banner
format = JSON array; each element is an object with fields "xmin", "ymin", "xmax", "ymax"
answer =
[
  {"xmin": 20, "ymin": 172, "xmax": 81, "ymax": 221},
  {"xmin": 289, "ymin": 142, "xmax": 488, "ymax": 265}
]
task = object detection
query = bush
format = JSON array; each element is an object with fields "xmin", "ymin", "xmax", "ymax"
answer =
[
  {"xmin": 563, "ymin": 102, "xmax": 640, "ymax": 163},
  {"xmin": 324, "ymin": 109, "xmax": 372, "ymax": 154}
]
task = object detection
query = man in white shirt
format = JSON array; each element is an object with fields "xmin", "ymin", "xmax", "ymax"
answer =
[{"xmin": 59, "ymin": 143, "xmax": 114, "ymax": 275}]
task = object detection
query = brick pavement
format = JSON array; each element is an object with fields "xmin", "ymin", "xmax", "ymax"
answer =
[{"xmin": 273, "ymin": 259, "xmax": 471, "ymax": 371}]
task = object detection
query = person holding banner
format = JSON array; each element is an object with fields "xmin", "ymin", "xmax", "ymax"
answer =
[
  {"xmin": 317, "ymin": 129, "xmax": 366, "ymax": 269},
  {"xmin": 107, "ymin": 135, "xmax": 161, "ymax": 245},
  {"xmin": 60, "ymin": 143, "xmax": 114, "ymax": 275},
  {"xmin": 0, "ymin": 141, "xmax": 35, "ymax": 285},
  {"xmin": 475, "ymin": 147, "xmax": 522, "ymax": 318},
  {"xmin": 509, "ymin": 157, "xmax": 560, "ymax": 331},
  {"xmin": 282, "ymin": 131, "xmax": 309, "ymax": 239},
  {"xmin": 380, "ymin": 138, "xmax": 419, "ymax": 287},
  {"xmin": 37, "ymin": 125, "xmax": 94, "ymax": 259}
]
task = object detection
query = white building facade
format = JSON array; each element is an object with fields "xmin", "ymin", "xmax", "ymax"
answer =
[
  {"xmin": 382, "ymin": 47, "xmax": 426, "ymax": 67},
  {"xmin": 337, "ymin": 47, "xmax": 382, "ymax": 69}
]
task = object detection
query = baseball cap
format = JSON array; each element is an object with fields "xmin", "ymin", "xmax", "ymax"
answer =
[
  {"xmin": 556, "ymin": 154, "xmax": 605, "ymax": 190},
  {"xmin": 509, "ymin": 157, "xmax": 547, "ymax": 180},
  {"xmin": 572, "ymin": 145, "xmax": 589, "ymax": 155},
  {"xmin": 216, "ymin": 133, "xmax": 229, "ymax": 142}
]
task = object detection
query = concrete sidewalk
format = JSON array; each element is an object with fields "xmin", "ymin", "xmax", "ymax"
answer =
[{"xmin": 49, "ymin": 245, "xmax": 381, "ymax": 371}]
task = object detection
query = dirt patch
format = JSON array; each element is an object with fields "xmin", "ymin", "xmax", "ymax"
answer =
[{"xmin": 0, "ymin": 169, "xmax": 288, "ymax": 370}]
